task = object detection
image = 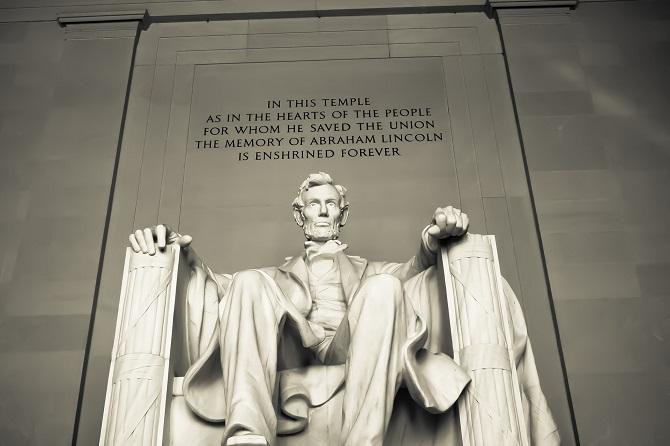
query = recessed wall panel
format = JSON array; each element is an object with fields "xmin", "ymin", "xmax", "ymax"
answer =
[{"xmin": 182, "ymin": 58, "xmax": 458, "ymax": 271}]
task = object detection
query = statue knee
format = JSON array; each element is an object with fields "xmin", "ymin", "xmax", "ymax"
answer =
[
  {"xmin": 230, "ymin": 270, "xmax": 270, "ymax": 304},
  {"xmin": 359, "ymin": 274, "xmax": 403, "ymax": 307},
  {"xmin": 233, "ymin": 269, "xmax": 266, "ymax": 285},
  {"xmin": 361, "ymin": 273, "xmax": 402, "ymax": 291}
]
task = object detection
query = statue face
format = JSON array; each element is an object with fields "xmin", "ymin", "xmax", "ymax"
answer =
[{"xmin": 300, "ymin": 184, "xmax": 343, "ymax": 242}]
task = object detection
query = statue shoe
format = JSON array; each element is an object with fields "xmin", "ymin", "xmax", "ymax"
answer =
[{"xmin": 225, "ymin": 433, "xmax": 268, "ymax": 446}]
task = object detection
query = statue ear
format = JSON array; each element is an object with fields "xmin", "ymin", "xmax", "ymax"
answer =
[
  {"xmin": 339, "ymin": 206, "xmax": 349, "ymax": 227},
  {"xmin": 293, "ymin": 209, "xmax": 304, "ymax": 227}
]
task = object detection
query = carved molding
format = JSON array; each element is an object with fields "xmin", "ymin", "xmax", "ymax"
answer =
[
  {"xmin": 57, "ymin": 9, "xmax": 147, "ymax": 26},
  {"xmin": 489, "ymin": 0, "xmax": 577, "ymax": 8},
  {"xmin": 2, "ymin": 1, "xmax": 578, "ymax": 24}
]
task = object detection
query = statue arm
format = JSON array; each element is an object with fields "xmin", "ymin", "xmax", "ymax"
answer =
[
  {"xmin": 366, "ymin": 226, "xmax": 437, "ymax": 282},
  {"xmin": 182, "ymin": 247, "xmax": 231, "ymax": 364},
  {"xmin": 184, "ymin": 246, "xmax": 231, "ymax": 297},
  {"xmin": 417, "ymin": 224, "xmax": 439, "ymax": 269},
  {"xmin": 370, "ymin": 221, "xmax": 455, "ymax": 281},
  {"xmin": 375, "ymin": 206, "xmax": 469, "ymax": 280}
]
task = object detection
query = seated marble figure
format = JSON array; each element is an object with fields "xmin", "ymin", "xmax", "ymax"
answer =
[{"xmin": 129, "ymin": 172, "xmax": 559, "ymax": 446}]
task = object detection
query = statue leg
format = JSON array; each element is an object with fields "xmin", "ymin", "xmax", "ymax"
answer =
[
  {"xmin": 219, "ymin": 270, "xmax": 288, "ymax": 446},
  {"xmin": 340, "ymin": 274, "xmax": 412, "ymax": 446}
]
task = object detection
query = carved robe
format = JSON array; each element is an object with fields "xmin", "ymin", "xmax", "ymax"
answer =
[{"xmin": 178, "ymin": 242, "xmax": 559, "ymax": 445}]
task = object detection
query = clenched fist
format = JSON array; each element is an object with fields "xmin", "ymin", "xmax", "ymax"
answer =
[
  {"xmin": 424, "ymin": 206, "xmax": 469, "ymax": 253},
  {"xmin": 128, "ymin": 224, "xmax": 192, "ymax": 255}
]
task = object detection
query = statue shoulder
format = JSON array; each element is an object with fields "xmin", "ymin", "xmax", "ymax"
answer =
[
  {"xmin": 346, "ymin": 254, "xmax": 368, "ymax": 265},
  {"xmin": 258, "ymin": 265, "xmax": 280, "ymax": 276}
]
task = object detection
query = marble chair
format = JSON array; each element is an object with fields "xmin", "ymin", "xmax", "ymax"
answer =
[{"xmin": 99, "ymin": 235, "xmax": 544, "ymax": 446}]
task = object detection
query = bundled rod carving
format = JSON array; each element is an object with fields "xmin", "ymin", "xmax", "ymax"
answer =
[
  {"xmin": 99, "ymin": 246, "xmax": 181, "ymax": 446},
  {"xmin": 440, "ymin": 234, "xmax": 529, "ymax": 446}
]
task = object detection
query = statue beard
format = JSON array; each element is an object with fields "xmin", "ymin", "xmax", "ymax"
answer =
[{"xmin": 303, "ymin": 220, "xmax": 341, "ymax": 242}]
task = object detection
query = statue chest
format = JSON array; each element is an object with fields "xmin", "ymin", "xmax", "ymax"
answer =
[{"xmin": 306, "ymin": 262, "xmax": 347, "ymax": 332}]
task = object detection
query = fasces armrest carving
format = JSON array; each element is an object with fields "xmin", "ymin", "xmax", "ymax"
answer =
[
  {"xmin": 439, "ymin": 234, "xmax": 529, "ymax": 446},
  {"xmin": 100, "ymin": 245, "xmax": 183, "ymax": 446}
]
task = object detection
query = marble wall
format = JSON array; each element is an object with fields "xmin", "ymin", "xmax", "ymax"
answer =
[
  {"xmin": 500, "ymin": 2, "xmax": 670, "ymax": 445},
  {"xmin": 0, "ymin": 20, "xmax": 135, "ymax": 444}
]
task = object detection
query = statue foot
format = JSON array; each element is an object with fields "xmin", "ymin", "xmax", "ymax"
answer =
[{"xmin": 225, "ymin": 433, "xmax": 269, "ymax": 446}]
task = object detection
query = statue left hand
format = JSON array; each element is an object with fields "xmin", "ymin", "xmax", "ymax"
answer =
[{"xmin": 425, "ymin": 206, "xmax": 469, "ymax": 251}]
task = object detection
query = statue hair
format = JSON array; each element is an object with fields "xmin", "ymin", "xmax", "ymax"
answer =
[{"xmin": 292, "ymin": 172, "xmax": 349, "ymax": 212}]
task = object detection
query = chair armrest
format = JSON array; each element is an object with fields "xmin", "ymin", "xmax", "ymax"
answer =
[{"xmin": 99, "ymin": 245, "xmax": 187, "ymax": 446}]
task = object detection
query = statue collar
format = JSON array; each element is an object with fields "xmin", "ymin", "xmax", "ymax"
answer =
[
  {"xmin": 304, "ymin": 239, "xmax": 348, "ymax": 263},
  {"xmin": 278, "ymin": 244, "xmax": 368, "ymax": 303}
]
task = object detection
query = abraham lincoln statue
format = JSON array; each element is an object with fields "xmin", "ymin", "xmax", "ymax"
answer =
[{"xmin": 129, "ymin": 172, "xmax": 559, "ymax": 446}]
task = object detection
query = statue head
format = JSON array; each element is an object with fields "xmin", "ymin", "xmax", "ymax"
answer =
[{"xmin": 292, "ymin": 172, "xmax": 349, "ymax": 242}]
